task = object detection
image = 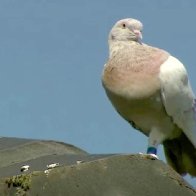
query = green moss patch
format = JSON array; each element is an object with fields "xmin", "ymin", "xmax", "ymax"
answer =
[{"xmin": 5, "ymin": 174, "xmax": 31, "ymax": 195}]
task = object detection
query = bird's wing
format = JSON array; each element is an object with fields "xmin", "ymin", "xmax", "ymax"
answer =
[{"xmin": 159, "ymin": 55, "xmax": 196, "ymax": 147}]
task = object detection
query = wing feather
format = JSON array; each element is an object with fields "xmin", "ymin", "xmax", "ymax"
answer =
[{"xmin": 159, "ymin": 56, "xmax": 196, "ymax": 148}]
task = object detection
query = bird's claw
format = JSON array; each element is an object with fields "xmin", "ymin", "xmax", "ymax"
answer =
[{"xmin": 139, "ymin": 152, "xmax": 159, "ymax": 160}]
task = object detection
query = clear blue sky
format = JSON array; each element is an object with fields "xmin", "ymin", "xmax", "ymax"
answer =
[{"xmin": 0, "ymin": 0, "xmax": 195, "ymax": 186}]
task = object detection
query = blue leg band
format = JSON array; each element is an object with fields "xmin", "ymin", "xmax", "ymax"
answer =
[{"xmin": 147, "ymin": 147, "xmax": 157, "ymax": 155}]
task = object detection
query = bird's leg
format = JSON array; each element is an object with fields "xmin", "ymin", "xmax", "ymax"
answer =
[
  {"xmin": 147, "ymin": 146, "xmax": 157, "ymax": 155},
  {"xmin": 146, "ymin": 127, "xmax": 166, "ymax": 159}
]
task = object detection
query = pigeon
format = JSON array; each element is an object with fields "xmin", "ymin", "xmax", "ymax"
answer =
[{"xmin": 102, "ymin": 18, "xmax": 196, "ymax": 176}]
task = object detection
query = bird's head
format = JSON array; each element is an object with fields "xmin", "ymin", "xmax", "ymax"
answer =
[{"xmin": 109, "ymin": 18, "xmax": 143, "ymax": 44}]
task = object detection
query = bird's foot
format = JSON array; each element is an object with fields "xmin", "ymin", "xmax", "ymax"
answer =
[
  {"xmin": 139, "ymin": 152, "xmax": 159, "ymax": 160},
  {"xmin": 147, "ymin": 153, "xmax": 159, "ymax": 160}
]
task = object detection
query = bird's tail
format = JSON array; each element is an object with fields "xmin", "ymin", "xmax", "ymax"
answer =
[{"xmin": 163, "ymin": 132, "xmax": 196, "ymax": 177}]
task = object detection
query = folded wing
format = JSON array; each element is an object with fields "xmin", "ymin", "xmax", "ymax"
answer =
[{"xmin": 159, "ymin": 56, "xmax": 196, "ymax": 148}]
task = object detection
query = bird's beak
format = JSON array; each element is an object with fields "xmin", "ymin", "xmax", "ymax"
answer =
[{"xmin": 133, "ymin": 29, "xmax": 143, "ymax": 44}]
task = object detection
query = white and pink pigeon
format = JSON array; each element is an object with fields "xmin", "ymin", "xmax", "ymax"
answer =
[{"xmin": 102, "ymin": 18, "xmax": 196, "ymax": 176}]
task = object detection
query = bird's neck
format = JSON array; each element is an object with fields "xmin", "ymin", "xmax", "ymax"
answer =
[{"xmin": 108, "ymin": 40, "xmax": 139, "ymax": 59}]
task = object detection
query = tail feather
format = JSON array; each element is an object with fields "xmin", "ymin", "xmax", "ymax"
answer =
[{"xmin": 163, "ymin": 132, "xmax": 196, "ymax": 177}]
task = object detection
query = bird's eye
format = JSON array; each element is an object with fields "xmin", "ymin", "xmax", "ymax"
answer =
[{"xmin": 122, "ymin": 23, "xmax": 126, "ymax": 28}]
